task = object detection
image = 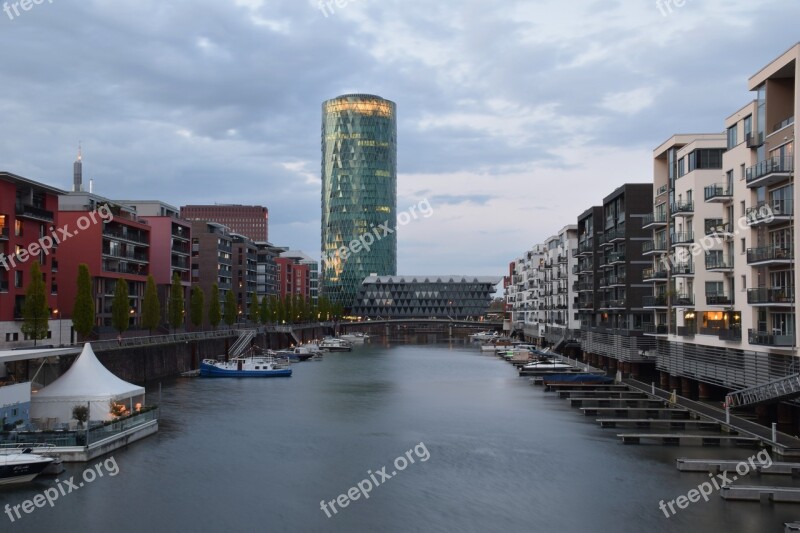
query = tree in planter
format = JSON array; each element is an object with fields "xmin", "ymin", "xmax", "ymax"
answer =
[
  {"xmin": 224, "ymin": 290, "xmax": 237, "ymax": 328},
  {"xmin": 111, "ymin": 278, "xmax": 131, "ymax": 335},
  {"xmin": 208, "ymin": 283, "xmax": 221, "ymax": 329},
  {"xmin": 190, "ymin": 285, "xmax": 205, "ymax": 329},
  {"xmin": 72, "ymin": 264, "xmax": 95, "ymax": 340},
  {"xmin": 21, "ymin": 261, "xmax": 50, "ymax": 346},
  {"xmin": 168, "ymin": 273, "xmax": 185, "ymax": 333},
  {"xmin": 72, "ymin": 405, "xmax": 89, "ymax": 429},
  {"xmin": 141, "ymin": 274, "xmax": 161, "ymax": 335},
  {"xmin": 259, "ymin": 295, "xmax": 269, "ymax": 325}
]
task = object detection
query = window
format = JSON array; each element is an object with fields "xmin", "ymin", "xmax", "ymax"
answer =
[
  {"xmin": 14, "ymin": 220, "xmax": 22, "ymax": 237},
  {"xmin": 740, "ymin": 201, "xmax": 745, "ymax": 216},
  {"xmin": 727, "ymin": 125, "xmax": 738, "ymax": 149},
  {"xmin": 741, "ymin": 239, "xmax": 746, "ymax": 254},
  {"xmin": 5, "ymin": 333, "xmax": 18, "ymax": 342},
  {"xmin": 743, "ymin": 115, "xmax": 752, "ymax": 141},
  {"xmin": 678, "ymin": 158, "xmax": 685, "ymax": 177},
  {"xmin": 741, "ymin": 275, "xmax": 746, "ymax": 291},
  {"xmin": 14, "ymin": 271, "xmax": 22, "ymax": 288}
]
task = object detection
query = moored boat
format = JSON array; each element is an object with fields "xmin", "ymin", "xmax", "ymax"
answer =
[
  {"xmin": 319, "ymin": 337, "xmax": 352, "ymax": 352},
  {"xmin": 200, "ymin": 355, "xmax": 292, "ymax": 377},
  {"xmin": 542, "ymin": 373, "xmax": 614, "ymax": 385},
  {"xmin": 339, "ymin": 333, "xmax": 369, "ymax": 344},
  {"xmin": 0, "ymin": 448, "xmax": 55, "ymax": 485}
]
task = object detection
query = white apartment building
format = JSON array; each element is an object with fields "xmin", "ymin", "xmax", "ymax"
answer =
[{"xmin": 542, "ymin": 226, "xmax": 580, "ymax": 348}]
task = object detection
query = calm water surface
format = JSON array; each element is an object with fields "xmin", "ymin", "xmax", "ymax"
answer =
[{"xmin": 3, "ymin": 342, "xmax": 798, "ymax": 532}]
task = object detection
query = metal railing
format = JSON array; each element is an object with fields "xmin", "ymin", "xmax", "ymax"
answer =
[{"xmin": 746, "ymin": 156, "xmax": 794, "ymax": 184}]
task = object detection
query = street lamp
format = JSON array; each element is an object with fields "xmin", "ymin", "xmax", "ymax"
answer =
[{"xmin": 53, "ymin": 308, "xmax": 62, "ymax": 346}]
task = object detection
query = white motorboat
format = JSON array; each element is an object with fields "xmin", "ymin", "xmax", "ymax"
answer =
[
  {"xmin": 339, "ymin": 333, "xmax": 369, "ymax": 344},
  {"xmin": 470, "ymin": 331, "xmax": 500, "ymax": 341},
  {"xmin": 521, "ymin": 360, "xmax": 574, "ymax": 371},
  {"xmin": 0, "ymin": 448, "xmax": 55, "ymax": 485},
  {"xmin": 319, "ymin": 337, "xmax": 352, "ymax": 352}
]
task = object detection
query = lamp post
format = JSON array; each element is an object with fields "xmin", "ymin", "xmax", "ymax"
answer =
[{"xmin": 53, "ymin": 308, "xmax": 62, "ymax": 347}]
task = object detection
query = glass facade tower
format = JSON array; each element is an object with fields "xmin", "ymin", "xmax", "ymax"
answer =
[{"xmin": 321, "ymin": 94, "xmax": 397, "ymax": 310}]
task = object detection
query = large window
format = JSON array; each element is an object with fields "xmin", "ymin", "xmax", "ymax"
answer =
[
  {"xmin": 687, "ymin": 149, "xmax": 724, "ymax": 171},
  {"xmin": 726, "ymin": 125, "xmax": 738, "ymax": 149}
]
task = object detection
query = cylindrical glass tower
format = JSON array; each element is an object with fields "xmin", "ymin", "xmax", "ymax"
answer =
[{"xmin": 321, "ymin": 94, "xmax": 397, "ymax": 310}]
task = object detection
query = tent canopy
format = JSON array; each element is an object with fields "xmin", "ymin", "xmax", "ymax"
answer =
[{"xmin": 31, "ymin": 343, "xmax": 145, "ymax": 422}]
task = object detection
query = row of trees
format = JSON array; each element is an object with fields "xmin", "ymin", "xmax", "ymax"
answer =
[{"xmin": 21, "ymin": 261, "xmax": 345, "ymax": 343}]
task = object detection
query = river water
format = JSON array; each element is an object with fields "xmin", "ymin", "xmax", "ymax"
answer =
[{"xmin": 3, "ymin": 342, "xmax": 797, "ymax": 532}]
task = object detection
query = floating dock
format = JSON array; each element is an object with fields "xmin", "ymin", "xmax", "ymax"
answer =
[
  {"xmin": 568, "ymin": 398, "xmax": 666, "ymax": 408},
  {"xmin": 599, "ymin": 419, "xmax": 722, "ymax": 430},
  {"xmin": 619, "ymin": 433, "xmax": 759, "ymax": 447},
  {"xmin": 721, "ymin": 485, "xmax": 800, "ymax": 502},
  {"xmin": 580, "ymin": 407, "xmax": 690, "ymax": 419},
  {"xmin": 556, "ymin": 390, "xmax": 648, "ymax": 399},
  {"xmin": 677, "ymin": 458, "xmax": 800, "ymax": 476},
  {"xmin": 545, "ymin": 384, "xmax": 629, "ymax": 392}
]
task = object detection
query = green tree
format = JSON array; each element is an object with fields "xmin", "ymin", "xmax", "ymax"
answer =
[
  {"xmin": 190, "ymin": 285, "xmax": 205, "ymax": 329},
  {"xmin": 269, "ymin": 295, "xmax": 280, "ymax": 323},
  {"xmin": 208, "ymin": 283, "xmax": 221, "ymax": 329},
  {"xmin": 224, "ymin": 290, "xmax": 237, "ymax": 328},
  {"xmin": 141, "ymin": 275, "xmax": 161, "ymax": 334},
  {"xmin": 21, "ymin": 261, "xmax": 49, "ymax": 346},
  {"xmin": 72, "ymin": 264, "xmax": 95, "ymax": 339},
  {"xmin": 259, "ymin": 295, "xmax": 269, "ymax": 324},
  {"xmin": 248, "ymin": 292, "xmax": 260, "ymax": 324},
  {"xmin": 168, "ymin": 273, "xmax": 185, "ymax": 332},
  {"xmin": 111, "ymin": 278, "xmax": 131, "ymax": 335}
]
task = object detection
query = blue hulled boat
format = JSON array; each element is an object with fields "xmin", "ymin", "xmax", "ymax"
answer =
[
  {"xmin": 200, "ymin": 355, "xmax": 292, "ymax": 377},
  {"xmin": 542, "ymin": 373, "xmax": 613, "ymax": 385}
]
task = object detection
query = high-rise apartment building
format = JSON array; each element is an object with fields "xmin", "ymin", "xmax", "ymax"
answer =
[{"xmin": 321, "ymin": 94, "xmax": 397, "ymax": 310}]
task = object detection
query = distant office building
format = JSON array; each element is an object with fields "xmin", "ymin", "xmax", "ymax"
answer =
[
  {"xmin": 255, "ymin": 242, "xmax": 287, "ymax": 299},
  {"xmin": 122, "ymin": 200, "xmax": 192, "ymax": 324},
  {"xmin": 278, "ymin": 250, "xmax": 318, "ymax": 303},
  {"xmin": 352, "ymin": 275, "xmax": 501, "ymax": 319},
  {"xmin": 190, "ymin": 221, "xmax": 234, "ymax": 322},
  {"xmin": 321, "ymin": 94, "xmax": 397, "ymax": 310},
  {"xmin": 0, "ymin": 172, "xmax": 64, "ymax": 346},
  {"xmin": 180, "ymin": 204, "xmax": 268, "ymax": 242}
]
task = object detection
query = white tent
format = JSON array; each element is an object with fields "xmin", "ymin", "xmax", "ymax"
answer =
[{"xmin": 30, "ymin": 343, "xmax": 145, "ymax": 424}]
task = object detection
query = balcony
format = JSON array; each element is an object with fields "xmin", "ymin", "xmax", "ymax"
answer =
[
  {"xmin": 745, "ymin": 131, "xmax": 763, "ymax": 149},
  {"xmin": 608, "ymin": 252, "xmax": 625, "ymax": 264},
  {"xmin": 642, "ymin": 239, "xmax": 668, "ymax": 255},
  {"xmin": 746, "ymin": 246, "xmax": 793, "ymax": 265},
  {"xmin": 15, "ymin": 204, "xmax": 54, "ymax": 223},
  {"xmin": 642, "ymin": 212, "xmax": 667, "ymax": 229},
  {"xmin": 557, "ymin": 254, "xmax": 567, "ymax": 263},
  {"xmin": 748, "ymin": 329, "xmax": 795, "ymax": 347},
  {"xmin": 103, "ymin": 228, "xmax": 149, "ymax": 245},
  {"xmin": 747, "ymin": 287, "xmax": 795, "ymax": 306},
  {"xmin": 771, "ymin": 115, "xmax": 794, "ymax": 134},
  {"xmin": 642, "ymin": 267, "xmax": 668, "ymax": 282},
  {"xmin": 602, "ymin": 227, "xmax": 626, "ymax": 246},
  {"xmin": 578, "ymin": 242, "xmax": 594, "ymax": 255},
  {"xmin": 746, "ymin": 156, "xmax": 793, "ymax": 188},
  {"xmin": 718, "ymin": 327, "xmax": 742, "ymax": 342},
  {"xmin": 677, "ymin": 326, "xmax": 695, "ymax": 337},
  {"xmin": 706, "ymin": 293, "xmax": 732, "ymax": 306},
  {"xmin": 578, "ymin": 261, "xmax": 594, "ymax": 273},
  {"xmin": 671, "ymin": 232, "xmax": 694, "ymax": 246},
  {"xmin": 673, "ymin": 294, "xmax": 694, "ymax": 307},
  {"xmin": 705, "ymin": 255, "xmax": 733, "ymax": 272},
  {"xmin": 577, "ymin": 282, "xmax": 595, "ymax": 292},
  {"xmin": 671, "ymin": 202, "xmax": 694, "ymax": 217},
  {"xmin": 642, "ymin": 295, "xmax": 667, "ymax": 308},
  {"xmin": 607, "ymin": 274, "xmax": 626, "ymax": 286},
  {"xmin": 704, "ymin": 221, "xmax": 732, "ymax": 237},
  {"xmin": 672, "ymin": 263, "xmax": 694, "ymax": 277},
  {"xmin": 704, "ymin": 183, "xmax": 732, "ymax": 203},
  {"xmin": 746, "ymin": 199, "xmax": 793, "ymax": 226},
  {"xmin": 608, "ymin": 299, "xmax": 626, "ymax": 309},
  {"xmin": 571, "ymin": 265, "xmax": 579, "ymax": 274},
  {"xmin": 643, "ymin": 324, "xmax": 669, "ymax": 336}
]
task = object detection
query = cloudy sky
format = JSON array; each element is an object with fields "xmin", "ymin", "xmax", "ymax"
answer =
[{"xmin": 0, "ymin": 0, "xmax": 797, "ymax": 278}]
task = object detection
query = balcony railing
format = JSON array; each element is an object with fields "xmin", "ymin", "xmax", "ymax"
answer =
[
  {"xmin": 671, "ymin": 202, "xmax": 694, "ymax": 216},
  {"xmin": 103, "ymin": 228, "xmax": 149, "ymax": 245},
  {"xmin": 677, "ymin": 326, "xmax": 695, "ymax": 337},
  {"xmin": 746, "ymin": 246, "xmax": 793, "ymax": 264},
  {"xmin": 746, "ymin": 156, "xmax": 794, "ymax": 186},
  {"xmin": 748, "ymin": 329, "xmax": 795, "ymax": 347},
  {"xmin": 642, "ymin": 212, "xmax": 668, "ymax": 227},
  {"xmin": 608, "ymin": 299, "xmax": 626, "ymax": 308},
  {"xmin": 704, "ymin": 183, "xmax": 732, "ymax": 202},
  {"xmin": 15, "ymin": 204, "xmax": 55, "ymax": 222},
  {"xmin": 642, "ymin": 295, "xmax": 667, "ymax": 307},
  {"xmin": 642, "ymin": 267, "xmax": 668, "ymax": 281},
  {"xmin": 746, "ymin": 200, "xmax": 793, "ymax": 225},
  {"xmin": 705, "ymin": 255, "xmax": 732, "ymax": 271},
  {"xmin": 747, "ymin": 287, "xmax": 795, "ymax": 305},
  {"xmin": 705, "ymin": 221, "xmax": 731, "ymax": 235},
  {"xmin": 745, "ymin": 132, "xmax": 763, "ymax": 148},
  {"xmin": 643, "ymin": 324, "xmax": 668, "ymax": 335},
  {"xmin": 706, "ymin": 293, "xmax": 732, "ymax": 306},
  {"xmin": 608, "ymin": 252, "xmax": 625, "ymax": 263},
  {"xmin": 673, "ymin": 294, "xmax": 694, "ymax": 306},
  {"xmin": 718, "ymin": 327, "xmax": 742, "ymax": 341},
  {"xmin": 671, "ymin": 232, "xmax": 694, "ymax": 245},
  {"xmin": 672, "ymin": 263, "xmax": 694, "ymax": 276},
  {"xmin": 772, "ymin": 115, "xmax": 794, "ymax": 133}
]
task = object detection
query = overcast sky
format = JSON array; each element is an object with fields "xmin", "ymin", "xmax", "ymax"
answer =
[{"xmin": 0, "ymin": 0, "xmax": 797, "ymax": 278}]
